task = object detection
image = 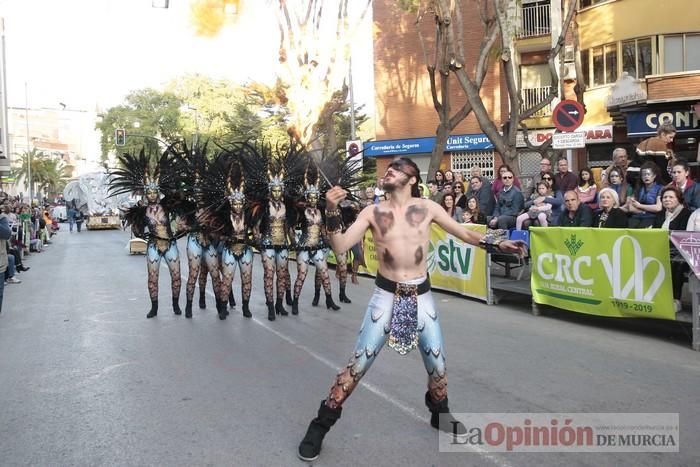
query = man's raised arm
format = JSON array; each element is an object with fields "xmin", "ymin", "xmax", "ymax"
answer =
[
  {"xmin": 429, "ymin": 200, "xmax": 526, "ymax": 255},
  {"xmin": 325, "ymin": 186, "xmax": 371, "ymax": 255}
]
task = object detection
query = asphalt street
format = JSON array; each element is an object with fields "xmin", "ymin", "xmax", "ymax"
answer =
[{"xmin": 1, "ymin": 227, "xmax": 699, "ymax": 467}]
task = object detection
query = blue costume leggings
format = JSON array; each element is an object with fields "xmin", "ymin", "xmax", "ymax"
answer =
[
  {"xmin": 220, "ymin": 246, "xmax": 254, "ymax": 303},
  {"xmin": 146, "ymin": 241, "xmax": 181, "ymax": 302},
  {"xmin": 325, "ymin": 279, "xmax": 448, "ymax": 408},
  {"xmin": 186, "ymin": 234, "xmax": 222, "ymax": 302}
]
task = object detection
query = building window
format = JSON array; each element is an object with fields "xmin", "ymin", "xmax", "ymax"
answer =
[
  {"xmin": 579, "ymin": 0, "xmax": 607, "ymax": 8},
  {"xmin": 605, "ymin": 44, "xmax": 618, "ymax": 84},
  {"xmin": 581, "ymin": 49, "xmax": 590, "ymax": 87},
  {"xmin": 663, "ymin": 33, "xmax": 700, "ymax": 73},
  {"xmin": 450, "ymin": 151, "xmax": 495, "ymax": 181},
  {"xmin": 622, "ymin": 38, "xmax": 652, "ymax": 79}
]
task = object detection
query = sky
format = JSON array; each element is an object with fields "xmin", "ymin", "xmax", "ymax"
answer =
[{"xmin": 0, "ymin": 0, "xmax": 374, "ymax": 116}]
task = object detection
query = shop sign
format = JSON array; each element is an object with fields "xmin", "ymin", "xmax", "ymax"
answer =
[
  {"xmin": 516, "ymin": 125, "xmax": 613, "ymax": 148},
  {"xmin": 552, "ymin": 132, "xmax": 586, "ymax": 149},
  {"xmin": 626, "ymin": 109, "xmax": 700, "ymax": 137},
  {"xmin": 364, "ymin": 133, "xmax": 493, "ymax": 157},
  {"xmin": 607, "ymin": 73, "xmax": 647, "ymax": 108}
]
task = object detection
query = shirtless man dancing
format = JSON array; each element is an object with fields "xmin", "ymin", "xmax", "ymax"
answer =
[{"xmin": 297, "ymin": 157, "xmax": 525, "ymax": 462}]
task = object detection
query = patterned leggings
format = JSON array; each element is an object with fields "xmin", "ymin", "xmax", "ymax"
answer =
[
  {"xmin": 325, "ymin": 280, "xmax": 447, "ymax": 409},
  {"xmin": 186, "ymin": 235, "xmax": 222, "ymax": 302},
  {"xmin": 146, "ymin": 241, "xmax": 181, "ymax": 302}
]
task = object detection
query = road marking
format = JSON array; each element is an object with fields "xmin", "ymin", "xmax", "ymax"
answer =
[{"xmin": 172, "ymin": 265, "xmax": 514, "ymax": 467}]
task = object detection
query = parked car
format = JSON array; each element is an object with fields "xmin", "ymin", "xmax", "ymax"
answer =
[{"xmin": 51, "ymin": 205, "xmax": 67, "ymax": 222}]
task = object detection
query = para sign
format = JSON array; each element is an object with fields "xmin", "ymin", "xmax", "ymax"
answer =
[{"xmin": 531, "ymin": 228, "xmax": 674, "ymax": 320}]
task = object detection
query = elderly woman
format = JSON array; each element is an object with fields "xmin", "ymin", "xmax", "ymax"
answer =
[
  {"xmin": 652, "ymin": 186, "xmax": 691, "ymax": 312},
  {"xmin": 653, "ymin": 186, "xmax": 691, "ymax": 231},
  {"xmin": 593, "ymin": 188, "xmax": 629, "ymax": 228}
]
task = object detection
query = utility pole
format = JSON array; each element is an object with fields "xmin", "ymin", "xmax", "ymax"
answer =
[{"xmin": 24, "ymin": 81, "xmax": 32, "ymax": 202}]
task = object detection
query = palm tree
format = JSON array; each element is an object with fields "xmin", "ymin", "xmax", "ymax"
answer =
[
  {"xmin": 10, "ymin": 149, "xmax": 47, "ymax": 197},
  {"xmin": 38, "ymin": 159, "xmax": 71, "ymax": 200},
  {"xmin": 11, "ymin": 149, "xmax": 71, "ymax": 201}
]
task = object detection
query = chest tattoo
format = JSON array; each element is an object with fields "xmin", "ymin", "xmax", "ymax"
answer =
[
  {"xmin": 374, "ymin": 207, "xmax": 395, "ymax": 236},
  {"xmin": 414, "ymin": 246, "xmax": 423, "ymax": 265},
  {"xmin": 383, "ymin": 249, "xmax": 395, "ymax": 268},
  {"xmin": 405, "ymin": 205, "xmax": 428, "ymax": 227}
]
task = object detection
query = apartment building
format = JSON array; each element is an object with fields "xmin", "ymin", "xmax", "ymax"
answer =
[{"xmin": 366, "ymin": 0, "xmax": 700, "ymax": 178}]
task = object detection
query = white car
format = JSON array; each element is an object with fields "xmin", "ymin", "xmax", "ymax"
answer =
[{"xmin": 51, "ymin": 205, "xmax": 67, "ymax": 222}]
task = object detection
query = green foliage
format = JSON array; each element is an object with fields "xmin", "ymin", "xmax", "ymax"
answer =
[
  {"xmin": 396, "ymin": 0, "xmax": 421, "ymax": 13},
  {"xmin": 10, "ymin": 149, "xmax": 70, "ymax": 197},
  {"xmin": 95, "ymin": 88, "xmax": 183, "ymax": 161}
]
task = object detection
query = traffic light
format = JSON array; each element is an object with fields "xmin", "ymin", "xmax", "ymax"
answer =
[{"xmin": 115, "ymin": 128, "xmax": 126, "ymax": 146}]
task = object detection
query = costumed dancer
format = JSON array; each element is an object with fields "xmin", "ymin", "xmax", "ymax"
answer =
[
  {"xmin": 289, "ymin": 167, "xmax": 340, "ymax": 314},
  {"xmin": 202, "ymin": 145, "xmax": 258, "ymax": 318},
  {"xmin": 110, "ymin": 147, "xmax": 187, "ymax": 319},
  {"xmin": 311, "ymin": 199, "xmax": 357, "ymax": 306},
  {"xmin": 297, "ymin": 157, "xmax": 526, "ymax": 462},
  {"xmin": 245, "ymin": 143, "xmax": 306, "ymax": 321},
  {"xmin": 179, "ymin": 143, "xmax": 227, "ymax": 319}
]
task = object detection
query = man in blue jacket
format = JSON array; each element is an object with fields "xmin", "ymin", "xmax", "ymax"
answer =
[{"xmin": 488, "ymin": 169, "xmax": 524, "ymax": 230}]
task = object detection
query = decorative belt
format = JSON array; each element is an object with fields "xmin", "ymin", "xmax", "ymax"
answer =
[
  {"xmin": 375, "ymin": 273, "xmax": 430, "ymax": 295},
  {"xmin": 375, "ymin": 273, "xmax": 430, "ymax": 355}
]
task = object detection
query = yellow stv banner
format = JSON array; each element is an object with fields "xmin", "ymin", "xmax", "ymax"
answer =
[{"xmin": 530, "ymin": 228, "xmax": 675, "ymax": 320}]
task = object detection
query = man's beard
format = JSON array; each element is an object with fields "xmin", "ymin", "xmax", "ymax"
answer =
[{"xmin": 383, "ymin": 176, "xmax": 408, "ymax": 193}]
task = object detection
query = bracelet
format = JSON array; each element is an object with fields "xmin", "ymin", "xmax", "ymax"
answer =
[
  {"xmin": 325, "ymin": 210, "xmax": 344, "ymax": 235},
  {"xmin": 478, "ymin": 237, "xmax": 502, "ymax": 254}
]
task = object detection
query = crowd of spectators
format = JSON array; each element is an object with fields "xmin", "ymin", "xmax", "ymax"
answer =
[{"xmin": 0, "ymin": 194, "xmax": 62, "ymax": 308}]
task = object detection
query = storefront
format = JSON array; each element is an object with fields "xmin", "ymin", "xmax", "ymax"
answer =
[
  {"xmin": 515, "ymin": 125, "xmax": 616, "ymax": 174},
  {"xmin": 624, "ymin": 105, "xmax": 700, "ymax": 162}
]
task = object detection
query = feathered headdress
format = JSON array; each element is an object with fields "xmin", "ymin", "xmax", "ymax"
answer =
[{"xmin": 108, "ymin": 145, "xmax": 182, "ymax": 198}]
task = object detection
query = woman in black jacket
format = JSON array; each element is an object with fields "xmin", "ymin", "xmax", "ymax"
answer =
[
  {"xmin": 652, "ymin": 186, "xmax": 691, "ymax": 312},
  {"xmin": 593, "ymin": 187, "xmax": 629, "ymax": 228},
  {"xmin": 652, "ymin": 186, "xmax": 691, "ymax": 230}
]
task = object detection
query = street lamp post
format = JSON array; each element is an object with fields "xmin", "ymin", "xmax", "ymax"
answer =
[{"xmin": 24, "ymin": 81, "xmax": 32, "ymax": 202}]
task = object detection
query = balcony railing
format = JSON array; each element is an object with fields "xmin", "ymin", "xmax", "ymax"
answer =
[
  {"xmin": 518, "ymin": 2, "xmax": 551, "ymax": 39},
  {"xmin": 520, "ymin": 86, "xmax": 553, "ymax": 118}
]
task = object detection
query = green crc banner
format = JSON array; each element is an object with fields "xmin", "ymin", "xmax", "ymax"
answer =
[{"xmin": 531, "ymin": 228, "xmax": 675, "ymax": 320}]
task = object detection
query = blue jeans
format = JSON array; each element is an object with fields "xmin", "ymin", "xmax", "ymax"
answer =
[
  {"xmin": 4, "ymin": 255, "xmax": 16, "ymax": 279},
  {"xmin": 0, "ymin": 269, "xmax": 4, "ymax": 313}
]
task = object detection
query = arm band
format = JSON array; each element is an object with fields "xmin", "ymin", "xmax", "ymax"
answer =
[{"xmin": 325, "ymin": 208, "xmax": 343, "ymax": 234}]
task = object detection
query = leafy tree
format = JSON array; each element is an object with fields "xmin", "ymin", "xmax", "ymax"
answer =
[
  {"xmin": 10, "ymin": 149, "xmax": 70, "ymax": 200},
  {"xmin": 401, "ymin": 0, "xmax": 580, "ymax": 176},
  {"xmin": 95, "ymin": 89, "xmax": 184, "ymax": 161}
]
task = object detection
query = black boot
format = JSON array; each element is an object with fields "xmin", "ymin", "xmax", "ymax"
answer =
[
  {"xmin": 286, "ymin": 288, "xmax": 293, "ymax": 306},
  {"xmin": 339, "ymin": 286, "xmax": 352, "ymax": 304},
  {"xmin": 229, "ymin": 290, "xmax": 236, "ymax": 308},
  {"xmin": 146, "ymin": 300, "xmax": 158, "ymax": 319},
  {"xmin": 199, "ymin": 292, "xmax": 206, "ymax": 309},
  {"xmin": 311, "ymin": 286, "xmax": 321, "ymax": 307},
  {"xmin": 173, "ymin": 298, "xmax": 182, "ymax": 315},
  {"xmin": 326, "ymin": 294, "xmax": 340, "ymax": 311},
  {"xmin": 292, "ymin": 297, "xmax": 299, "ymax": 315},
  {"xmin": 424, "ymin": 392, "xmax": 467, "ymax": 435},
  {"xmin": 217, "ymin": 300, "xmax": 227, "ymax": 320},
  {"xmin": 185, "ymin": 300, "xmax": 193, "ymax": 318},
  {"xmin": 276, "ymin": 299, "xmax": 288, "ymax": 316},
  {"xmin": 267, "ymin": 301, "xmax": 276, "ymax": 321},
  {"xmin": 297, "ymin": 401, "xmax": 342, "ymax": 462},
  {"xmin": 241, "ymin": 299, "xmax": 252, "ymax": 318}
]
